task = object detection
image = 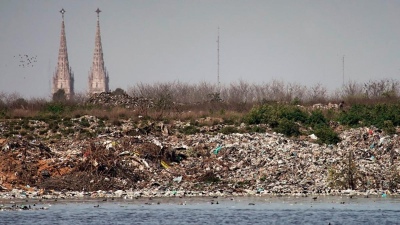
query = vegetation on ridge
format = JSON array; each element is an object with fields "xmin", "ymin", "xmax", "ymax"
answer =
[{"xmin": 0, "ymin": 79, "xmax": 399, "ymax": 144}]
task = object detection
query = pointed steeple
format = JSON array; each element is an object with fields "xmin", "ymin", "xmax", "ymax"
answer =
[
  {"xmin": 52, "ymin": 8, "xmax": 74, "ymax": 100},
  {"xmin": 88, "ymin": 8, "xmax": 109, "ymax": 95}
]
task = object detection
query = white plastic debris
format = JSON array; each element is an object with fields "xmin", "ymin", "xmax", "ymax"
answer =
[
  {"xmin": 173, "ymin": 176, "xmax": 183, "ymax": 183},
  {"xmin": 309, "ymin": 134, "xmax": 318, "ymax": 140}
]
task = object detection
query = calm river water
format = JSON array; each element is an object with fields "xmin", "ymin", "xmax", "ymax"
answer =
[{"xmin": 0, "ymin": 196, "xmax": 399, "ymax": 225}]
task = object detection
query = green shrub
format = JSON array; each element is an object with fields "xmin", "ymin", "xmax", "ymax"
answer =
[
  {"xmin": 179, "ymin": 125, "xmax": 200, "ymax": 135},
  {"xmin": 189, "ymin": 119, "xmax": 199, "ymax": 126},
  {"xmin": 98, "ymin": 115, "xmax": 109, "ymax": 121},
  {"xmin": 236, "ymin": 180, "xmax": 251, "ymax": 188},
  {"xmin": 250, "ymin": 126, "xmax": 266, "ymax": 133},
  {"xmin": 338, "ymin": 103, "xmax": 400, "ymax": 128},
  {"xmin": 199, "ymin": 171, "xmax": 220, "ymax": 183},
  {"xmin": 80, "ymin": 118, "xmax": 90, "ymax": 127},
  {"xmin": 274, "ymin": 119, "xmax": 300, "ymax": 137},
  {"xmin": 383, "ymin": 120, "xmax": 396, "ymax": 135},
  {"xmin": 48, "ymin": 121, "xmax": 59, "ymax": 132},
  {"xmin": 223, "ymin": 117, "xmax": 236, "ymax": 125},
  {"xmin": 219, "ymin": 126, "xmax": 239, "ymax": 134},
  {"xmin": 61, "ymin": 128, "xmax": 74, "ymax": 136},
  {"xmin": 21, "ymin": 119, "xmax": 30, "ymax": 129},
  {"xmin": 52, "ymin": 134, "xmax": 62, "ymax": 140},
  {"xmin": 210, "ymin": 119, "xmax": 221, "ymax": 126},
  {"xmin": 112, "ymin": 119, "xmax": 122, "ymax": 126},
  {"xmin": 45, "ymin": 102, "xmax": 65, "ymax": 114},
  {"xmin": 307, "ymin": 110, "xmax": 327, "ymax": 127},
  {"xmin": 313, "ymin": 125, "xmax": 340, "ymax": 145},
  {"xmin": 0, "ymin": 109, "xmax": 8, "ymax": 119},
  {"xmin": 280, "ymin": 106, "xmax": 308, "ymax": 124},
  {"xmin": 379, "ymin": 104, "xmax": 400, "ymax": 127},
  {"xmin": 245, "ymin": 104, "xmax": 308, "ymax": 126},
  {"xmin": 47, "ymin": 114, "xmax": 61, "ymax": 121},
  {"xmin": 291, "ymin": 97, "xmax": 301, "ymax": 105},
  {"xmin": 245, "ymin": 104, "xmax": 276, "ymax": 125},
  {"xmin": 39, "ymin": 129, "xmax": 48, "ymax": 135},
  {"xmin": 98, "ymin": 120, "xmax": 105, "ymax": 127},
  {"xmin": 63, "ymin": 119, "xmax": 73, "ymax": 127}
]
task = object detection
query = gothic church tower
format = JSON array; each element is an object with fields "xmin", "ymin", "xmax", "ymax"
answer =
[
  {"xmin": 88, "ymin": 8, "xmax": 109, "ymax": 95},
  {"xmin": 52, "ymin": 9, "xmax": 74, "ymax": 99}
]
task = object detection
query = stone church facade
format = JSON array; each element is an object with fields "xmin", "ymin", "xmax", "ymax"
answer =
[{"xmin": 52, "ymin": 8, "xmax": 109, "ymax": 99}]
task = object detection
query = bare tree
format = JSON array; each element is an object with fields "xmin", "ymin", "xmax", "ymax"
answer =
[
  {"xmin": 364, "ymin": 79, "xmax": 399, "ymax": 99},
  {"xmin": 306, "ymin": 83, "xmax": 327, "ymax": 103}
]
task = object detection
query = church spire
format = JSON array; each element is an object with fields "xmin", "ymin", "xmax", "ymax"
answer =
[
  {"xmin": 52, "ymin": 8, "xmax": 74, "ymax": 99},
  {"xmin": 88, "ymin": 8, "xmax": 109, "ymax": 95}
]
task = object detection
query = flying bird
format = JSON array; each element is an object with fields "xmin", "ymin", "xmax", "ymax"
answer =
[{"xmin": 15, "ymin": 54, "xmax": 38, "ymax": 68}]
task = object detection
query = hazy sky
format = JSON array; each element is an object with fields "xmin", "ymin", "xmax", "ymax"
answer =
[{"xmin": 1, "ymin": 0, "xmax": 400, "ymax": 98}]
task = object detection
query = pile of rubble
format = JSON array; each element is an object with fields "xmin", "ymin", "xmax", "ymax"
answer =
[
  {"xmin": 86, "ymin": 92, "xmax": 154, "ymax": 109},
  {"xmin": 0, "ymin": 117, "xmax": 399, "ymax": 199}
]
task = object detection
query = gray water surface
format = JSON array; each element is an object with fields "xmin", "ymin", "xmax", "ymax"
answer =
[{"xmin": 0, "ymin": 196, "xmax": 399, "ymax": 225}]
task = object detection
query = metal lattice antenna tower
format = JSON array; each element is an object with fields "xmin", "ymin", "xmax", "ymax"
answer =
[
  {"xmin": 217, "ymin": 26, "xmax": 220, "ymax": 89},
  {"xmin": 48, "ymin": 59, "xmax": 51, "ymax": 94},
  {"xmin": 342, "ymin": 55, "xmax": 345, "ymax": 87}
]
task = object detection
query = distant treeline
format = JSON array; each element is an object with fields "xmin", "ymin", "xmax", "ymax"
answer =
[
  {"xmin": 1, "ymin": 78, "xmax": 399, "ymax": 108},
  {"xmin": 127, "ymin": 78, "xmax": 400, "ymax": 105}
]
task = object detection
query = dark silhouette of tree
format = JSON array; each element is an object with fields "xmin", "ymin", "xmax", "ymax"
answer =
[
  {"xmin": 112, "ymin": 88, "xmax": 126, "ymax": 95},
  {"xmin": 53, "ymin": 89, "xmax": 66, "ymax": 102},
  {"xmin": 11, "ymin": 98, "xmax": 28, "ymax": 109}
]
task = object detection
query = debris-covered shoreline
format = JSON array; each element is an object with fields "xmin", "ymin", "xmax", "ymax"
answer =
[{"xmin": 1, "ymin": 115, "xmax": 399, "ymax": 200}]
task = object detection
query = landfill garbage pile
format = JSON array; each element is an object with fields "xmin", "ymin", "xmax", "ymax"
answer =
[
  {"xmin": 0, "ymin": 117, "xmax": 399, "ymax": 199},
  {"xmin": 86, "ymin": 92, "xmax": 154, "ymax": 108}
]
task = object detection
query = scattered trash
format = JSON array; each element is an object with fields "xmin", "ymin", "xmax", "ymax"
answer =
[
  {"xmin": 161, "ymin": 160, "xmax": 170, "ymax": 169},
  {"xmin": 104, "ymin": 140, "xmax": 116, "ymax": 150},
  {"xmin": 379, "ymin": 137, "xmax": 387, "ymax": 145},
  {"xmin": 213, "ymin": 145, "xmax": 222, "ymax": 155},
  {"xmin": 141, "ymin": 159, "xmax": 150, "ymax": 168},
  {"xmin": 173, "ymin": 176, "xmax": 183, "ymax": 183},
  {"xmin": 0, "ymin": 116, "xmax": 399, "ymax": 198},
  {"xmin": 309, "ymin": 134, "xmax": 318, "ymax": 140},
  {"xmin": 87, "ymin": 92, "xmax": 154, "ymax": 109}
]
